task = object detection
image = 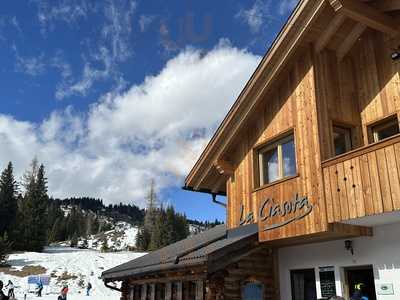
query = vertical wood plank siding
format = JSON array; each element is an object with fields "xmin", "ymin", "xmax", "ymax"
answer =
[
  {"xmin": 323, "ymin": 138, "xmax": 400, "ymax": 222},
  {"xmin": 227, "ymin": 27, "xmax": 400, "ymax": 237}
]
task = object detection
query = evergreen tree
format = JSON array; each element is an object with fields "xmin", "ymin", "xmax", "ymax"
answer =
[
  {"xmin": 100, "ymin": 236, "xmax": 109, "ymax": 252},
  {"xmin": 0, "ymin": 232, "xmax": 12, "ymax": 265},
  {"xmin": 0, "ymin": 162, "xmax": 18, "ymax": 239},
  {"xmin": 143, "ymin": 179, "xmax": 158, "ymax": 233},
  {"xmin": 16, "ymin": 160, "xmax": 49, "ymax": 252},
  {"xmin": 136, "ymin": 179, "xmax": 159, "ymax": 250},
  {"xmin": 70, "ymin": 232, "xmax": 78, "ymax": 247},
  {"xmin": 48, "ymin": 217, "xmax": 63, "ymax": 243},
  {"xmin": 136, "ymin": 225, "xmax": 151, "ymax": 251},
  {"xmin": 149, "ymin": 208, "xmax": 169, "ymax": 250}
]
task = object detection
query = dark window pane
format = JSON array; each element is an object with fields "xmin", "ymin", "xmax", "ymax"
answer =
[
  {"xmin": 375, "ymin": 122, "xmax": 399, "ymax": 141},
  {"xmin": 263, "ymin": 147, "xmax": 279, "ymax": 184},
  {"xmin": 333, "ymin": 127, "xmax": 351, "ymax": 156},
  {"xmin": 282, "ymin": 138, "xmax": 296, "ymax": 177},
  {"xmin": 291, "ymin": 269, "xmax": 317, "ymax": 300}
]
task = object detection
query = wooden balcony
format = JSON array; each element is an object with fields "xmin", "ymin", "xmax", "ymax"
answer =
[{"xmin": 322, "ymin": 134, "xmax": 400, "ymax": 223}]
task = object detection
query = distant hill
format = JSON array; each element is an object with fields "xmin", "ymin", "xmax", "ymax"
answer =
[{"xmin": 48, "ymin": 197, "xmax": 223, "ymax": 251}]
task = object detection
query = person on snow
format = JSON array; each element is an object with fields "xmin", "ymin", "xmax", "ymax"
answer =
[
  {"xmin": 0, "ymin": 281, "xmax": 9, "ymax": 300},
  {"xmin": 60, "ymin": 285, "xmax": 69, "ymax": 300},
  {"xmin": 5, "ymin": 281, "xmax": 14, "ymax": 299},
  {"xmin": 36, "ymin": 280, "xmax": 43, "ymax": 297},
  {"xmin": 86, "ymin": 282, "xmax": 92, "ymax": 296}
]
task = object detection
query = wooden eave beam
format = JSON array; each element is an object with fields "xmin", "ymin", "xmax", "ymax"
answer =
[
  {"xmin": 329, "ymin": 0, "xmax": 400, "ymax": 36},
  {"xmin": 337, "ymin": 22, "xmax": 367, "ymax": 60},
  {"xmin": 363, "ymin": 0, "xmax": 400, "ymax": 12},
  {"xmin": 213, "ymin": 159, "xmax": 234, "ymax": 176},
  {"xmin": 211, "ymin": 176, "xmax": 227, "ymax": 194},
  {"xmin": 315, "ymin": 13, "xmax": 347, "ymax": 52}
]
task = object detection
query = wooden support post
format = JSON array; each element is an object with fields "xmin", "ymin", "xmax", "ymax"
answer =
[
  {"xmin": 205, "ymin": 285, "xmax": 216, "ymax": 300},
  {"xmin": 195, "ymin": 280, "xmax": 204, "ymax": 300},
  {"xmin": 150, "ymin": 283, "xmax": 156, "ymax": 300},
  {"xmin": 129, "ymin": 286, "xmax": 134, "ymax": 300},
  {"xmin": 176, "ymin": 282, "xmax": 183, "ymax": 300},
  {"xmin": 165, "ymin": 282, "xmax": 172, "ymax": 300},
  {"xmin": 141, "ymin": 284, "xmax": 147, "ymax": 300}
]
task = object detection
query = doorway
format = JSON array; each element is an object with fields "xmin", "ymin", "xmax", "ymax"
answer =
[
  {"xmin": 345, "ymin": 266, "xmax": 376, "ymax": 300},
  {"xmin": 290, "ymin": 269, "xmax": 317, "ymax": 300}
]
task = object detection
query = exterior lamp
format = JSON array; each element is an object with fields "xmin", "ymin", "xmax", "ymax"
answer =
[
  {"xmin": 345, "ymin": 240, "xmax": 354, "ymax": 255},
  {"xmin": 391, "ymin": 47, "xmax": 400, "ymax": 61},
  {"xmin": 391, "ymin": 51, "xmax": 400, "ymax": 61}
]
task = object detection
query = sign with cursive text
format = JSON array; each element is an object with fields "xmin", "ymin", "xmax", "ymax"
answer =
[{"xmin": 239, "ymin": 194, "xmax": 313, "ymax": 231}]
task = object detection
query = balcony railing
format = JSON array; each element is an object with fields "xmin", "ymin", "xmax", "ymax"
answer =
[{"xmin": 322, "ymin": 134, "xmax": 400, "ymax": 223}]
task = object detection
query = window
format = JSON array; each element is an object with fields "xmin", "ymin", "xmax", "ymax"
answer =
[
  {"xmin": 258, "ymin": 134, "xmax": 296, "ymax": 186},
  {"xmin": 333, "ymin": 125, "xmax": 352, "ymax": 156},
  {"xmin": 369, "ymin": 116, "xmax": 399, "ymax": 143}
]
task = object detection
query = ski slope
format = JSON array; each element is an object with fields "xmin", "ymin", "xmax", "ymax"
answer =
[{"xmin": 0, "ymin": 247, "xmax": 145, "ymax": 300}]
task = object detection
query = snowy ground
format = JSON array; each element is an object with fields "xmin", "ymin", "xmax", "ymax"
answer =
[{"xmin": 0, "ymin": 246, "xmax": 145, "ymax": 300}]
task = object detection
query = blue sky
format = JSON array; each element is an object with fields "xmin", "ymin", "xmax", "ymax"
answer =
[{"xmin": 0, "ymin": 0, "xmax": 297, "ymax": 222}]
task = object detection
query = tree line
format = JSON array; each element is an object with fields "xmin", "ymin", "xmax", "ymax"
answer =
[
  {"xmin": 0, "ymin": 160, "xmax": 223, "ymax": 263},
  {"xmin": 0, "ymin": 159, "xmax": 48, "ymax": 259},
  {"xmin": 136, "ymin": 180, "xmax": 190, "ymax": 251}
]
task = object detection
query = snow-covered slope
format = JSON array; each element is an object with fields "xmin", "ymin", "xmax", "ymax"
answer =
[
  {"xmin": 88, "ymin": 221, "xmax": 139, "ymax": 251},
  {"xmin": 57, "ymin": 221, "xmax": 139, "ymax": 252},
  {"xmin": 0, "ymin": 246, "xmax": 145, "ymax": 300}
]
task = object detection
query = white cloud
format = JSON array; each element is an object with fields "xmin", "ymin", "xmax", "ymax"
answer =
[
  {"xmin": 55, "ymin": 0, "xmax": 136, "ymax": 100},
  {"xmin": 34, "ymin": 0, "xmax": 94, "ymax": 34},
  {"xmin": 0, "ymin": 41, "xmax": 260, "ymax": 207},
  {"xmin": 237, "ymin": 0, "xmax": 297, "ymax": 34},
  {"xmin": 102, "ymin": 0, "xmax": 136, "ymax": 62},
  {"xmin": 15, "ymin": 54, "xmax": 46, "ymax": 76},
  {"xmin": 236, "ymin": 0, "xmax": 273, "ymax": 33}
]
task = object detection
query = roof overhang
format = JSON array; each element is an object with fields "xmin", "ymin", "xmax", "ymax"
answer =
[
  {"xmin": 101, "ymin": 224, "xmax": 258, "ymax": 282},
  {"xmin": 184, "ymin": 0, "xmax": 327, "ymax": 194}
]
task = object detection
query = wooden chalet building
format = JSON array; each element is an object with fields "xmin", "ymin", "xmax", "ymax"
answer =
[{"xmin": 103, "ymin": 0, "xmax": 400, "ymax": 299}]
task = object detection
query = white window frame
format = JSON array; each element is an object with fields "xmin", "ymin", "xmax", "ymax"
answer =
[
  {"xmin": 258, "ymin": 134, "xmax": 296, "ymax": 186},
  {"xmin": 370, "ymin": 117, "xmax": 399, "ymax": 143}
]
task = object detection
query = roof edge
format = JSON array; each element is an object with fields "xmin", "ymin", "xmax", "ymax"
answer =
[{"xmin": 184, "ymin": 0, "xmax": 326, "ymax": 191}]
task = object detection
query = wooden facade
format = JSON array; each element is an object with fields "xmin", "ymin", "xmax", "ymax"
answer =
[{"xmin": 185, "ymin": 0, "xmax": 400, "ymax": 245}]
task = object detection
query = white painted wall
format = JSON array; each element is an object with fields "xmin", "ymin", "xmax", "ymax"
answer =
[{"xmin": 278, "ymin": 222, "xmax": 400, "ymax": 300}]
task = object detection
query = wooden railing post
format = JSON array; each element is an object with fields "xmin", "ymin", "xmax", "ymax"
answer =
[
  {"xmin": 150, "ymin": 283, "xmax": 156, "ymax": 300},
  {"xmin": 195, "ymin": 280, "xmax": 204, "ymax": 300},
  {"xmin": 129, "ymin": 286, "xmax": 134, "ymax": 300},
  {"xmin": 141, "ymin": 284, "xmax": 147, "ymax": 300},
  {"xmin": 165, "ymin": 282, "xmax": 172, "ymax": 300},
  {"xmin": 176, "ymin": 281, "xmax": 183, "ymax": 300}
]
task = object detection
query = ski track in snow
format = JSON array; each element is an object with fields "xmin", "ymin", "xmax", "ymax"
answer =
[{"xmin": 0, "ymin": 247, "xmax": 145, "ymax": 300}]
